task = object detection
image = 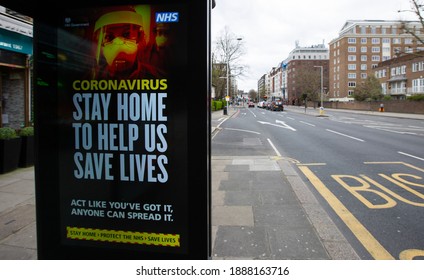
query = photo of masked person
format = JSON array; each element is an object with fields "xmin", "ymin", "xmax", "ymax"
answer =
[
  {"xmin": 144, "ymin": 23, "xmax": 176, "ymax": 76},
  {"xmin": 92, "ymin": 7, "xmax": 164, "ymax": 79}
]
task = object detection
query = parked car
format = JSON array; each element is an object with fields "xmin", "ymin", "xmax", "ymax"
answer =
[
  {"xmin": 265, "ymin": 101, "xmax": 272, "ymax": 110},
  {"xmin": 257, "ymin": 101, "xmax": 264, "ymax": 108}
]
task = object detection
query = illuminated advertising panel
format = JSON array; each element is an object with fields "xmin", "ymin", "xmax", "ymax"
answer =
[{"xmin": 34, "ymin": 1, "xmax": 210, "ymax": 259}]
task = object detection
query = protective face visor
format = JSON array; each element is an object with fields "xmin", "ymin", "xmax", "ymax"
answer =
[{"xmin": 94, "ymin": 11, "xmax": 144, "ymax": 72}]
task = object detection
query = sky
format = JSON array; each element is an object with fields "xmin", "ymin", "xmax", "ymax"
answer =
[{"xmin": 211, "ymin": 0, "xmax": 418, "ymax": 92}]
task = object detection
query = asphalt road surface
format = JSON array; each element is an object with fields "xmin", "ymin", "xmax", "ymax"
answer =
[{"xmin": 212, "ymin": 106, "xmax": 424, "ymax": 260}]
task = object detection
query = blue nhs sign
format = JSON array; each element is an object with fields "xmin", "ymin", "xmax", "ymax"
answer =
[{"xmin": 155, "ymin": 12, "xmax": 179, "ymax": 23}]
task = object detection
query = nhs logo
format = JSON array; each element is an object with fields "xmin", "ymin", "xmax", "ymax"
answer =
[{"xmin": 156, "ymin": 12, "xmax": 179, "ymax": 23}]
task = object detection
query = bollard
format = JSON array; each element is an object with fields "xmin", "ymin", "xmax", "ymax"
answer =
[
  {"xmin": 319, "ymin": 106, "xmax": 325, "ymax": 116},
  {"xmin": 223, "ymin": 106, "xmax": 228, "ymax": 115}
]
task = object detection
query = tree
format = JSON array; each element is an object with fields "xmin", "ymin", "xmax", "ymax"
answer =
[
  {"xmin": 353, "ymin": 75, "xmax": 383, "ymax": 101},
  {"xmin": 399, "ymin": 1, "xmax": 424, "ymax": 45},
  {"xmin": 296, "ymin": 65, "xmax": 321, "ymax": 105},
  {"xmin": 212, "ymin": 26, "xmax": 247, "ymax": 99},
  {"xmin": 248, "ymin": 89, "xmax": 258, "ymax": 101}
]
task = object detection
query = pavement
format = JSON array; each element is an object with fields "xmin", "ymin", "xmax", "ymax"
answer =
[
  {"xmin": 0, "ymin": 167, "xmax": 37, "ymax": 259},
  {"xmin": 0, "ymin": 106, "xmax": 422, "ymax": 260}
]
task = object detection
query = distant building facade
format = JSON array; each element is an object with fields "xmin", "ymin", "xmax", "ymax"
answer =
[
  {"xmin": 374, "ymin": 51, "xmax": 424, "ymax": 99},
  {"xmin": 258, "ymin": 42, "xmax": 329, "ymax": 104},
  {"xmin": 268, "ymin": 65, "xmax": 283, "ymax": 98},
  {"xmin": 284, "ymin": 43, "xmax": 329, "ymax": 105},
  {"xmin": 257, "ymin": 74, "xmax": 266, "ymax": 100},
  {"xmin": 0, "ymin": 6, "xmax": 32, "ymax": 128},
  {"xmin": 329, "ymin": 20, "xmax": 424, "ymax": 101}
]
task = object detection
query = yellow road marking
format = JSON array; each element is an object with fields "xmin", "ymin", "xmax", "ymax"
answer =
[
  {"xmin": 297, "ymin": 163, "xmax": 327, "ymax": 166},
  {"xmin": 298, "ymin": 165, "xmax": 395, "ymax": 260},
  {"xmin": 399, "ymin": 249, "xmax": 424, "ymax": 260},
  {"xmin": 365, "ymin": 161, "xmax": 424, "ymax": 173}
]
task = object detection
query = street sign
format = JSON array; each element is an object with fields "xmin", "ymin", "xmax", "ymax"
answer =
[{"xmin": 32, "ymin": 0, "xmax": 211, "ymax": 260}]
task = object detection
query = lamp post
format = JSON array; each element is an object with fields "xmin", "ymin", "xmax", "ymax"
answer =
[{"xmin": 314, "ymin": 65, "xmax": 324, "ymax": 116}]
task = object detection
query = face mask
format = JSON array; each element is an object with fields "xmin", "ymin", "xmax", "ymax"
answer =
[
  {"xmin": 156, "ymin": 35, "xmax": 168, "ymax": 48},
  {"xmin": 102, "ymin": 38, "xmax": 138, "ymax": 73}
]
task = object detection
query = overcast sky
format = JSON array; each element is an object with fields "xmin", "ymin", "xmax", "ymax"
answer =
[{"xmin": 211, "ymin": 0, "xmax": 417, "ymax": 91}]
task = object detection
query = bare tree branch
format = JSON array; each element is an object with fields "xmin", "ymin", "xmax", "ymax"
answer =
[
  {"xmin": 213, "ymin": 26, "xmax": 247, "ymax": 78},
  {"xmin": 400, "ymin": 0, "xmax": 424, "ymax": 45}
]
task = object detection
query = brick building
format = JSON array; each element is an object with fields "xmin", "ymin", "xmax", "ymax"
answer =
[
  {"xmin": 284, "ymin": 43, "xmax": 329, "ymax": 105},
  {"xmin": 268, "ymin": 65, "xmax": 283, "ymax": 98},
  {"xmin": 374, "ymin": 51, "xmax": 424, "ymax": 99},
  {"xmin": 329, "ymin": 20, "xmax": 424, "ymax": 101}
]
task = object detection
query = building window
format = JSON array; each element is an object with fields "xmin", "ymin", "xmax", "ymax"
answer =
[
  {"xmin": 393, "ymin": 38, "xmax": 401, "ymax": 44},
  {"xmin": 361, "ymin": 55, "xmax": 367, "ymax": 61},
  {"xmin": 392, "ymin": 27, "xmax": 397, "ymax": 35},
  {"xmin": 361, "ymin": 73, "xmax": 367, "ymax": 79},
  {"xmin": 361, "ymin": 64, "xmax": 367, "ymax": 70},
  {"xmin": 381, "ymin": 83, "xmax": 387, "ymax": 94},
  {"xmin": 372, "ymin": 55, "xmax": 380, "ymax": 62},
  {"xmin": 391, "ymin": 65, "xmax": 406, "ymax": 76},
  {"xmin": 348, "ymin": 55, "xmax": 356, "ymax": 61},
  {"xmin": 361, "ymin": 46, "xmax": 367, "ymax": 52},
  {"xmin": 382, "ymin": 38, "xmax": 390, "ymax": 44},
  {"xmin": 372, "ymin": 38, "xmax": 380, "ymax": 44},
  {"xmin": 412, "ymin": 62, "xmax": 423, "ymax": 72},
  {"xmin": 383, "ymin": 69, "xmax": 387, "ymax": 77},
  {"xmin": 348, "ymin": 73, "xmax": 356, "ymax": 79},
  {"xmin": 348, "ymin": 46, "xmax": 356, "ymax": 52},
  {"xmin": 382, "ymin": 47, "xmax": 390, "ymax": 52},
  {"xmin": 348, "ymin": 38, "xmax": 356, "ymax": 44},
  {"xmin": 372, "ymin": 47, "xmax": 380, "ymax": 53},
  {"xmin": 348, "ymin": 64, "xmax": 357, "ymax": 70},
  {"xmin": 348, "ymin": 82, "xmax": 356, "ymax": 87},
  {"xmin": 412, "ymin": 78, "xmax": 424, "ymax": 93},
  {"xmin": 361, "ymin": 38, "xmax": 367, "ymax": 44},
  {"xmin": 405, "ymin": 38, "xmax": 413, "ymax": 44},
  {"xmin": 348, "ymin": 90, "xmax": 355, "ymax": 96}
]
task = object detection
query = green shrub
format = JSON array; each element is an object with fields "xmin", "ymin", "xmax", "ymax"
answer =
[
  {"xmin": 18, "ymin": 126, "xmax": 34, "ymax": 137},
  {"xmin": 212, "ymin": 100, "xmax": 224, "ymax": 111},
  {"xmin": 0, "ymin": 127, "xmax": 19, "ymax": 140},
  {"xmin": 407, "ymin": 94, "xmax": 424, "ymax": 101}
]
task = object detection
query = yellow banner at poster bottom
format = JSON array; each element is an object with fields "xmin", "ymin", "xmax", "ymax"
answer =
[{"xmin": 66, "ymin": 226, "xmax": 180, "ymax": 247}]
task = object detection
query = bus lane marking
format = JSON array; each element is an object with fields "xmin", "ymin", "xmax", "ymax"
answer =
[
  {"xmin": 399, "ymin": 249, "xmax": 424, "ymax": 260},
  {"xmin": 298, "ymin": 165, "xmax": 394, "ymax": 260},
  {"xmin": 300, "ymin": 161, "xmax": 424, "ymax": 259}
]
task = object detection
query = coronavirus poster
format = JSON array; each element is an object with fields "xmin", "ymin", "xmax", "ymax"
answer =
[{"xmin": 52, "ymin": 4, "xmax": 192, "ymax": 255}]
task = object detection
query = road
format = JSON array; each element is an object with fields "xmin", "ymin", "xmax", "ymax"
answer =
[{"xmin": 212, "ymin": 105, "xmax": 424, "ymax": 260}]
